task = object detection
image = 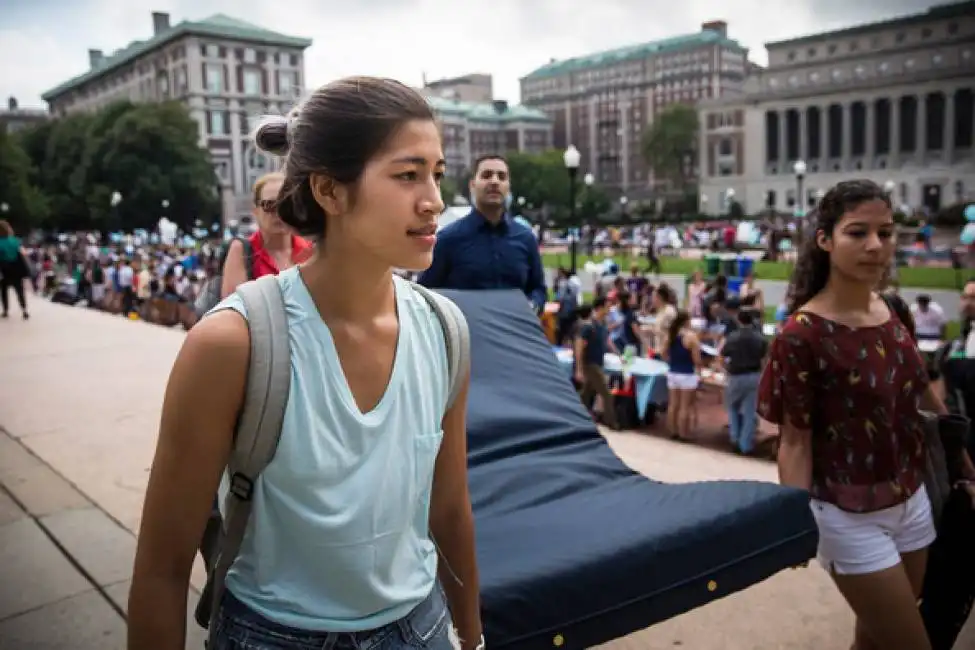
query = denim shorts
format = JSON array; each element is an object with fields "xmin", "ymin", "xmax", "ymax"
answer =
[{"xmin": 210, "ymin": 584, "xmax": 455, "ymax": 650}]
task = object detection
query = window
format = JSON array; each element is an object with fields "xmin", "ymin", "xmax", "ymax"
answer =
[
  {"xmin": 879, "ymin": 62, "xmax": 890, "ymax": 74},
  {"xmin": 895, "ymin": 32, "xmax": 906, "ymax": 43},
  {"xmin": 932, "ymin": 53, "xmax": 943, "ymax": 65},
  {"xmin": 807, "ymin": 47, "xmax": 817, "ymax": 57},
  {"xmin": 243, "ymin": 69, "xmax": 261, "ymax": 95},
  {"xmin": 205, "ymin": 44, "xmax": 220, "ymax": 58},
  {"xmin": 718, "ymin": 138, "xmax": 732, "ymax": 156},
  {"xmin": 906, "ymin": 58, "xmax": 915, "ymax": 69},
  {"xmin": 176, "ymin": 68, "xmax": 187, "ymax": 91},
  {"xmin": 278, "ymin": 70, "xmax": 293, "ymax": 95},
  {"xmin": 921, "ymin": 28, "xmax": 932, "ymax": 39},
  {"xmin": 244, "ymin": 48, "xmax": 256, "ymax": 63},
  {"xmin": 848, "ymin": 41, "xmax": 859, "ymax": 52},
  {"xmin": 810, "ymin": 71, "xmax": 820, "ymax": 83},
  {"xmin": 828, "ymin": 44, "xmax": 837, "ymax": 55},
  {"xmin": 788, "ymin": 51, "xmax": 796, "ymax": 61},
  {"xmin": 948, "ymin": 22, "xmax": 959, "ymax": 35},
  {"xmin": 205, "ymin": 63, "xmax": 223, "ymax": 93},
  {"xmin": 209, "ymin": 110, "xmax": 227, "ymax": 135}
]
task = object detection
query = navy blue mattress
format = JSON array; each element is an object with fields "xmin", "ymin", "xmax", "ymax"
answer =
[{"xmin": 440, "ymin": 289, "xmax": 818, "ymax": 650}]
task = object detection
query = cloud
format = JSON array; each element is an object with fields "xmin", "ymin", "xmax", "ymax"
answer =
[{"xmin": 0, "ymin": 0, "xmax": 935, "ymax": 109}]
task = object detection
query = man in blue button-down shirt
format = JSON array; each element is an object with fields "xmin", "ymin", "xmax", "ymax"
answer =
[{"xmin": 419, "ymin": 155, "xmax": 547, "ymax": 310}]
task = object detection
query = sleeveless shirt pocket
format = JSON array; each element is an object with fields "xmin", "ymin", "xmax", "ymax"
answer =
[{"xmin": 414, "ymin": 430, "xmax": 444, "ymax": 494}]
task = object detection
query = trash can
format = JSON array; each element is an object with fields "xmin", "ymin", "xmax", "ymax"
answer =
[
  {"xmin": 727, "ymin": 277, "xmax": 743, "ymax": 295},
  {"xmin": 738, "ymin": 256, "xmax": 755, "ymax": 278},
  {"xmin": 704, "ymin": 254, "xmax": 720, "ymax": 276},
  {"xmin": 721, "ymin": 255, "xmax": 738, "ymax": 278}
]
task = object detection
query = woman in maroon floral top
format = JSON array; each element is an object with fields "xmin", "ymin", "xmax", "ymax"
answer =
[{"xmin": 758, "ymin": 180, "xmax": 946, "ymax": 650}]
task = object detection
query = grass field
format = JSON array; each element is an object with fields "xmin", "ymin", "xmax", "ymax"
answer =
[{"xmin": 541, "ymin": 252, "xmax": 965, "ymax": 291}]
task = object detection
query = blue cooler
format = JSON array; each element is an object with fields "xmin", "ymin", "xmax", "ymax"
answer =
[
  {"xmin": 738, "ymin": 257, "xmax": 755, "ymax": 278},
  {"xmin": 727, "ymin": 277, "xmax": 743, "ymax": 295}
]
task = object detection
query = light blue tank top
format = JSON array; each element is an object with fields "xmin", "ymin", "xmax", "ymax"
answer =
[{"xmin": 209, "ymin": 266, "xmax": 450, "ymax": 632}]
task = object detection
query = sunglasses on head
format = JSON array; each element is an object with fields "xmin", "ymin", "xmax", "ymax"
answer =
[{"xmin": 256, "ymin": 199, "xmax": 277, "ymax": 213}]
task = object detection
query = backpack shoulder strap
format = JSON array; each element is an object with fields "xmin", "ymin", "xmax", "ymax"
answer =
[
  {"xmin": 411, "ymin": 284, "xmax": 470, "ymax": 410},
  {"xmin": 240, "ymin": 237, "xmax": 255, "ymax": 280},
  {"xmin": 207, "ymin": 273, "xmax": 291, "ymax": 635}
]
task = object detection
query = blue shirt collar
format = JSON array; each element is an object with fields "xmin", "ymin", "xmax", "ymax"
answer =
[{"xmin": 471, "ymin": 208, "xmax": 510, "ymax": 232}]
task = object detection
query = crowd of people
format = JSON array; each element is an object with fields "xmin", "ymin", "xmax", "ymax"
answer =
[{"xmin": 2, "ymin": 75, "xmax": 973, "ymax": 650}]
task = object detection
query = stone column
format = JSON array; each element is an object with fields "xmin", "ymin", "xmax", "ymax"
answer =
[
  {"xmin": 841, "ymin": 103, "xmax": 852, "ymax": 169},
  {"xmin": 798, "ymin": 107, "xmax": 808, "ymax": 161},
  {"xmin": 943, "ymin": 89, "xmax": 955, "ymax": 162},
  {"xmin": 917, "ymin": 93, "xmax": 927, "ymax": 156},
  {"xmin": 890, "ymin": 96, "xmax": 900, "ymax": 161},
  {"xmin": 820, "ymin": 106, "xmax": 828, "ymax": 163},
  {"xmin": 778, "ymin": 110, "xmax": 787, "ymax": 170},
  {"xmin": 865, "ymin": 100, "xmax": 876, "ymax": 163}
]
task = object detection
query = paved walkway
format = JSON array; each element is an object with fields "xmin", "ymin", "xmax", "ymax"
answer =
[{"xmin": 0, "ymin": 300, "xmax": 972, "ymax": 649}]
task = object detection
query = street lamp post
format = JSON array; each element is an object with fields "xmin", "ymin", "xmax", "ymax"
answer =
[
  {"xmin": 583, "ymin": 173, "xmax": 595, "ymax": 255},
  {"xmin": 793, "ymin": 160, "xmax": 807, "ymax": 250},
  {"xmin": 883, "ymin": 180, "xmax": 896, "ymax": 202},
  {"xmin": 563, "ymin": 145, "xmax": 581, "ymax": 274},
  {"xmin": 109, "ymin": 191, "xmax": 123, "ymax": 237}
]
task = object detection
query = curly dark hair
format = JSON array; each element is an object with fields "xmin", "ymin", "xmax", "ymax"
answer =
[{"xmin": 785, "ymin": 179, "xmax": 891, "ymax": 313}]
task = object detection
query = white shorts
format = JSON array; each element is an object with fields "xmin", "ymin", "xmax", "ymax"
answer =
[
  {"xmin": 667, "ymin": 372, "xmax": 699, "ymax": 391},
  {"xmin": 810, "ymin": 485, "xmax": 936, "ymax": 576}
]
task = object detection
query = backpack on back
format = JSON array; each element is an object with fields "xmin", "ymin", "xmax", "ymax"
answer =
[
  {"xmin": 194, "ymin": 275, "xmax": 470, "ymax": 642},
  {"xmin": 193, "ymin": 238, "xmax": 254, "ymax": 318}
]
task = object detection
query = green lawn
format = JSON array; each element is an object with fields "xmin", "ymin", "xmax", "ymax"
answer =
[{"xmin": 541, "ymin": 252, "xmax": 965, "ymax": 291}]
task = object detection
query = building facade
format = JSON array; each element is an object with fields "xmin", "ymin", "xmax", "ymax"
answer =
[
  {"xmin": 520, "ymin": 21, "xmax": 749, "ymax": 197},
  {"xmin": 423, "ymin": 73, "xmax": 494, "ymax": 103},
  {"xmin": 41, "ymin": 12, "xmax": 311, "ymax": 223},
  {"xmin": 425, "ymin": 96, "xmax": 553, "ymax": 177},
  {"xmin": 698, "ymin": 1, "xmax": 975, "ymax": 215},
  {"xmin": 1, "ymin": 97, "xmax": 48, "ymax": 134}
]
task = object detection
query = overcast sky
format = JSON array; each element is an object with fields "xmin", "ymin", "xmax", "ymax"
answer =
[{"xmin": 1, "ymin": 0, "xmax": 935, "ymax": 109}]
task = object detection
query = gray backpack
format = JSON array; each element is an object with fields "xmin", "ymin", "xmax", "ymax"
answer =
[{"xmin": 198, "ymin": 274, "xmax": 470, "ymax": 643}]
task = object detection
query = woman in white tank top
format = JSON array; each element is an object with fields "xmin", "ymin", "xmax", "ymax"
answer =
[{"xmin": 129, "ymin": 78, "xmax": 483, "ymax": 650}]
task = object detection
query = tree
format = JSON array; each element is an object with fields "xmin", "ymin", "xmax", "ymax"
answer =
[
  {"xmin": 0, "ymin": 131, "xmax": 48, "ymax": 229},
  {"xmin": 506, "ymin": 150, "xmax": 572, "ymax": 217},
  {"xmin": 83, "ymin": 101, "xmax": 220, "ymax": 232},
  {"xmin": 39, "ymin": 112, "xmax": 95, "ymax": 230},
  {"xmin": 13, "ymin": 101, "xmax": 220, "ymax": 233},
  {"xmin": 641, "ymin": 104, "xmax": 698, "ymax": 192},
  {"xmin": 439, "ymin": 175, "xmax": 461, "ymax": 206},
  {"xmin": 579, "ymin": 183, "xmax": 612, "ymax": 225}
]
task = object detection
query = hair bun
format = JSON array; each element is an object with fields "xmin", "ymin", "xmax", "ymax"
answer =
[{"xmin": 253, "ymin": 115, "xmax": 290, "ymax": 157}]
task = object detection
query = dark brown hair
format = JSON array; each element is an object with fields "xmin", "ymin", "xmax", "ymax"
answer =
[
  {"xmin": 472, "ymin": 154, "xmax": 507, "ymax": 175},
  {"xmin": 786, "ymin": 179, "xmax": 891, "ymax": 313},
  {"xmin": 252, "ymin": 76, "xmax": 436, "ymax": 238},
  {"xmin": 0, "ymin": 220, "xmax": 11, "ymax": 237},
  {"xmin": 667, "ymin": 309, "xmax": 690, "ymax": 349}
]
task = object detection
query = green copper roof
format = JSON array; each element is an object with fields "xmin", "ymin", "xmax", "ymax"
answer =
[
  {"xmin": 522, "ymin": 30, "xmax": 745, "ymax": 80},
  {"xmin": 427, "ymin": 96, "xmax": 550, "ymax": 124},
  {"xmin": 765, "ymin": 0, "xmax": 975, "ymax": 47},
  {"xmin": 42, "ymin": 14, "xmax": 312, "ymax": 101}
]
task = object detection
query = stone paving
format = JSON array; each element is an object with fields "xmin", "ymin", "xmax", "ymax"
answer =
[{"xmin": 1, "ymin": 298, "xmax": 972, "ymax": 649}]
